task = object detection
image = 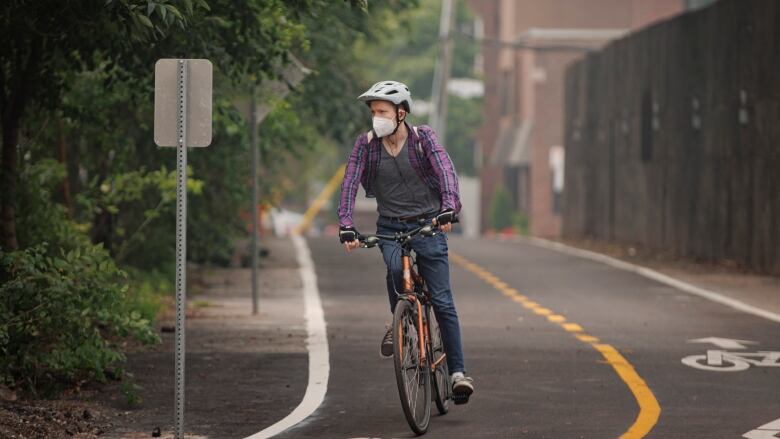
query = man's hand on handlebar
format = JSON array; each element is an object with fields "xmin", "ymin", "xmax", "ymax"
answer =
[
  {"xmin": 341, "ymin": 212, "xmax": 457, "ymax": 252},
  {"xmin": 433, "ymin": 209, "xmax": 456, "ymax": 233},
  {"xmin": 339, "ymin": 226, "xmax": 361, "ymax": 252}
]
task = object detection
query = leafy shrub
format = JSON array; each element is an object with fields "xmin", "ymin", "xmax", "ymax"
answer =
[
  {"xmin": 0, "ymin": 243, "xmax": 159, "ymax": 394},
  {"xmin": 490, "ymin": 186, "xmax": 513, "ymax": 230},
  {"xmin": 511, "ymin": 211, "xmax": 529, "ymax": 235},
  {"xmin": 0, "ymin": 159, "xmax": 160, "ymax": 394}
]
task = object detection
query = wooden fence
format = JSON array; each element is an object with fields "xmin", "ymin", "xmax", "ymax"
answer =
[{"xmin": 563, "ymin": 0, "xmax": 779, "ymax": 274}]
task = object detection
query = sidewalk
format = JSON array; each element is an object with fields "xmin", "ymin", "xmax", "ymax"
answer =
[
  {"xmin": 497, "ymin": 235, "xmax": 780, "ymax": 318},
  {"xmin": 102, "ymin": 236, "xmax": 309, "ymax": 438}
]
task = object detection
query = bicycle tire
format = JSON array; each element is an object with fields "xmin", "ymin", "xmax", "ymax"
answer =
[
  {"xmin": 393, "ymin": 298, "xmax": 431, "ymax": 435},
  {"xmin": 428, "ymin": 306, "xmax": 450, "ymax": 415}
]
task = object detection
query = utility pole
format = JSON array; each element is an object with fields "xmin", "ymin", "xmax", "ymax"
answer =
[{"xmin": 429, "ymin": 0, "xmax": 457, "ymax": 135}]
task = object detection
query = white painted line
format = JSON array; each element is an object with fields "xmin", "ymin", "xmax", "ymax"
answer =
[
  {"xmin": 760, "ymin": 419, "xmax": 780, "ymax": 430},
  {"xmin": 245, "ymin": 235, "xmax": 330, "ymax": 439},
  {"xmin": 511, "ymin": 236, "xmax": 780, "ymax": 324},
  {"xmin": 744, "ymin": 417, "xmax": 780, "ymax": 438},
  {"xmin": 743, "ymin": 430, "xmax": 780, "ymax": 439}
]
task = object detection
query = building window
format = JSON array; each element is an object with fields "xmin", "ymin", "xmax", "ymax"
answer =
[{"xmin": 549, "ymin": 146, "xmax": 564, "ymax": 215}]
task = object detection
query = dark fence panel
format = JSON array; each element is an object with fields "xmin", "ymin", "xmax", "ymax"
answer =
[{"xmin": 563, "ymin": 0, "xmax": 780, "ymax": 274}]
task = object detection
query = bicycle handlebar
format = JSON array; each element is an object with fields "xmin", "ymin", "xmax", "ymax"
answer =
[{"xmin": 357, "ymin": 217, "xmax": 459, "ymax": 249}]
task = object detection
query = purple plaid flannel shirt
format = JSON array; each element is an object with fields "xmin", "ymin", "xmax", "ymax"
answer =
[{"xmin": 338, "ymin": 123, "xmax": 461, "ymax": 228}]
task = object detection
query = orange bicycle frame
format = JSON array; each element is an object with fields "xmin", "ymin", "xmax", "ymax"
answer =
[{"xmin": 402, "ymin": 254, "xmax": 427, "ymax": 362}]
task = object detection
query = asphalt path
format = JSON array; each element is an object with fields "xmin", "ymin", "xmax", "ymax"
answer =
[{"xmin": 275, "ymin": 235, "xmax": 780, "ymax": 438}]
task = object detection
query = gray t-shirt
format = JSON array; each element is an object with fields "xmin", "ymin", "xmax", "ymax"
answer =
[{"xmin": 374, "ymin": 139, "xmax": 441, "ymax": 218}]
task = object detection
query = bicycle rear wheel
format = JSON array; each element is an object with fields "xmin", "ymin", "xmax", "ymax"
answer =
[
  {"xmin": 428, "ymin": 306, "xmax": 450, "ymax": 415},
  {"xmin": 393, "ymin": 298, "xmax": 431, "ymax": 435}
]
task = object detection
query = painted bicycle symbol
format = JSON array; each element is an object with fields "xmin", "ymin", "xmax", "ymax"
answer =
[
  {"xmin": 682, "ymin": 350, "xmax": 780, "ymax": 372},
  {"xmin": 682, "ymin": 337, "xmax": 780, "ymax": 372}
]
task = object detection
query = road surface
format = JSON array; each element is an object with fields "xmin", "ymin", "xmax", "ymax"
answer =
[{"xmin": 272, "ymin": 235, "xmax": 779, "ymax": 438}]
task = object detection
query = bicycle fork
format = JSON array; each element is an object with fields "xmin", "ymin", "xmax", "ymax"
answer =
[{"xmin": 402, "ymin": 255, "xmax": 427, "ymax": 363}]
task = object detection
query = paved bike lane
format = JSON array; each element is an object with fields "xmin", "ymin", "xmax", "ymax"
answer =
[
  {"xmin": 275, "ymin": 236, "xmax": 639, "ymax": 438},
  {"xmin": 450, "ymin": 237, "xmax": 780, "ymax": 438}
]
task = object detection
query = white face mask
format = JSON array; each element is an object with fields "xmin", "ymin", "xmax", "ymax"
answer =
[{"xmin": 372, "ymin": 116, "xmax": 397, "ymax": 138}]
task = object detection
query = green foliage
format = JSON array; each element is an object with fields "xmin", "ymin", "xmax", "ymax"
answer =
[
  {"xmin": 1, "ymin": 160, "xmax": 160, "ymax": 394},
  {"xmin": 511, "ymin": 211, "xmax": 529, "ymax": 235},
  {"xmin": 120, "ymin": 373, "xmax": 143, "ymax": 407},
  {"xmin": 290, "ymin": 0, "xmax": 418, "ymax": 146},
  {"xmin": 342, "ymin": 0, "xmax": 482, "ymax": 176},
  {"xmin": 15, "ymin": 160, "xmax": 88, "ymax": 253},
  {"xmin": 0, "ymin": 243, "xmax": 159, "ymax": 393},
  {"xmin": 489, "ymin": 185, "xmax": 529, "ymax": 234},
  {"xmin": 124, "ymin": 268, "xmax": 170, "ymax": 323},
  {"xmin": 352, "ymin": 0, "xmax": 476, "ymax": 100},
  {"xmin": 1, "ymin": 0, "xmax": 460, "ymax": 396},
  {"xmin": 445, "ymin": 95, "xmax": 482, "ymax": 176},
  {"xmin": 490, "ymin": 185, "xmax": 513, "ymax": 230}
]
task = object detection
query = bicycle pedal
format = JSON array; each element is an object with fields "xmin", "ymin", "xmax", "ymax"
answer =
[{"xmin": 452, "ymin": 392, "xmax": 470, "ymax": 405}]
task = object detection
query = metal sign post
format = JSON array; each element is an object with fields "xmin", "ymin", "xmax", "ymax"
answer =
[
  {"xmin": 232, "ymin": 57, "xmax": 309, "ymax": 316},
  {"xmin": 173, "ymin": 59, "xmax": 188, "ymax": 439},
  {"xmin": 154, "ymin": 58, "xmax": 212, "ymax": 439}
]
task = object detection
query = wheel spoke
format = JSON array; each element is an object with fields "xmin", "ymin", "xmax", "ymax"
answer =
[
  {"xmin": 394, "ymin": 303, "xmax": 430, "ymax": 433},
  {"xmin": 402, "ymin": 313, "xmax": 424, "ymax": 421}
]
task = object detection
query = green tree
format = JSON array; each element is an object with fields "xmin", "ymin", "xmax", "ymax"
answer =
[
  {"xmin": 0, "ymin": 0, "xmax": 371, "ymax": 251},
  {"xmin": 1, "ymin": 0, "xmax": 419, "ymax": 394},
  {"xmin": 1, "ymin": 0, "xmax": 198, "ymax": 250},
  {"xmin": 445, "ymin": 95, "xmax": 482, "ymax": 176}
]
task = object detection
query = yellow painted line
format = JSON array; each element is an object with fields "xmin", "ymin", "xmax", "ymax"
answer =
[
  {"xmin": 450, "ymin": 252, "xmax": 661, "ymax": 438},
  {"xmin": 594, "ymin": 344, "xmax": 661, "ymax": 439},
  {"xmin": 575, "ymin": 334, "xmax": 600, "ymax": 343}
]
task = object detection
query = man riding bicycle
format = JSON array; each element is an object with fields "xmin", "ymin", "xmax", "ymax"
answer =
[{"xmin": 337, "ymin": 80, "xmax": 475, "ymax": 401}]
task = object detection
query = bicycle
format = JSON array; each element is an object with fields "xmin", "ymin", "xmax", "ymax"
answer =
[{"xmin": 358, "ymin": 219, "xmax": 457, "ymax": 435}]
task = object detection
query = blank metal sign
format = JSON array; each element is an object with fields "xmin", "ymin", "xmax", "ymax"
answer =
[{"xmin": 154, "ymin": 59, "xmax": 213, "ymax": 147}]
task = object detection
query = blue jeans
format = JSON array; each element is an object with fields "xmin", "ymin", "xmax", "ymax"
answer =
[{"xmin": 376, "ymin": 215, "xmax": 466, "ymax": 374}]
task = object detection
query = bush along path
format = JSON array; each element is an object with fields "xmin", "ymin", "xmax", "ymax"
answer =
[{"xmin": 1, "ymin": 236, "xmax": 311, "ymax": 438}]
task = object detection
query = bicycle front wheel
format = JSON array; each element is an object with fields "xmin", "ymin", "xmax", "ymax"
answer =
[
  {"xmin": 429, "ymin": 306, "xmax": 450, "ymax": 415},
  {"xmin": 393, "ymin": 298, "xmax": 431, "ymax": 435}
]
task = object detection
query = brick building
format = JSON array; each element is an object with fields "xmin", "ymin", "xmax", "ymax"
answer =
[{"xmin": 468, "ymin": 0, "xmax": 683, "ymax": 237}]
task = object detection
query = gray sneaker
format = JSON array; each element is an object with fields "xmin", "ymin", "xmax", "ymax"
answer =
[
  {"xmin": 380, "ymin": 326, "xmax": 393, "ymax": 358},
  {"xmin": 452, "ymin": 373, "xmax": 474, "ymax": 405}
]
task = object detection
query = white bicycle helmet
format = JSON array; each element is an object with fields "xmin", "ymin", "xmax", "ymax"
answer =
[{"xmin": 357, "ymin": 80, "xmax": 413, "ymax": 113}]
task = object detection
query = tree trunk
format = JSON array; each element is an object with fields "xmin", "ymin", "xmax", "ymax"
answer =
[
  {"xmin": 1, "ymin": 121, "xmax": 19, "ymax": 250},
  {"xmin": 57, "ymin": 118, "xmax": 74, "ymax": 217},
  {"xmin": 1, "ymin": 35, "xmax": 42, "ymax": 251}
]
